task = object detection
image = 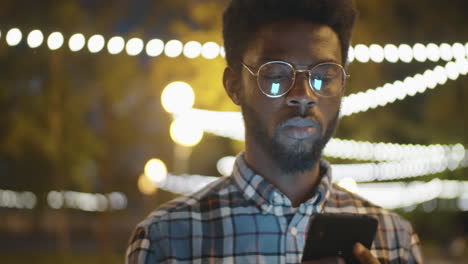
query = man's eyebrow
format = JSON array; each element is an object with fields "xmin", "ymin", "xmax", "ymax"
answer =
[
  {"xmin": 308, "ymin": 59, "xmax": 341, "ymax": 67},
  {"xmin": 257, "ymin": 57, "xmax": 342, "ymax": 67}
]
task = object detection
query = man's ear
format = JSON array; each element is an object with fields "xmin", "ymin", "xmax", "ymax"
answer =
[{"xmin": 223, "ymin": 67, "xmax": 241, "ymax": 105}]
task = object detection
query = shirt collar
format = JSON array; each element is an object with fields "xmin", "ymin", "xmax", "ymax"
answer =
[{"xmin": 231, "ymin": 152, "xmax": 332, "ymax": 216}]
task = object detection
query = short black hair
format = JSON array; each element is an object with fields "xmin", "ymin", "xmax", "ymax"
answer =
[{"xmin": 222, "ymin": 0, "xmax": 358, "ymax": 71}]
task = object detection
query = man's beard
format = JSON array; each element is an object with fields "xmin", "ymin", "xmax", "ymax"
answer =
[{"xmin": 241, "ymin": 103, "xmax": 339, "ymax": 175}]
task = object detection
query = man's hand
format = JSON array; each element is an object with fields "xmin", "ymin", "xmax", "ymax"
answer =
[
  {"xmin": 302, "ymin": 243, "xmax": 380, "ymax": 264},
  {"xmin": 352, "ymin": 243, "xmax": 380, "ymax": 264}
]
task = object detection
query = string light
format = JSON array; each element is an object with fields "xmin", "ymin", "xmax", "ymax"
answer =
[
  {"xmin": 156, "ymin": 173, "xmax": 218, "ymax": 195},
  {"xmin": 0, "ymin": 189, "xmax": 36, "ymax": 209},
  {"xmin": 324, "ymin": 139, "xmax": 466, "ymax": 162},
  {"xmin": 152, "ymin": 173, "xmax": 468, "ymax": 211},
  {"xmin": 149, "ymin": 152, "xmax": 468, "ymax": 196},
  {"xmin": 175, "ymin": 108, "xmax": 467, "ymax": 164},
  {"xmin": 47, "ymin": 190, "xmax": 127, "ymax": 211},
  {"xmin": 2, "ymin": 28, "xmax": 466, "ymax": 62},
  {"xmin": 340, "ymin": 57, "xmax": 468, "ymax": 117},
  {"xmin": 358, "ymin": 178, "xmax": 468, "ymax": 210},
  {"xmin": 331, "ymin": 153, "xmax": 468, "ymax": 182}
]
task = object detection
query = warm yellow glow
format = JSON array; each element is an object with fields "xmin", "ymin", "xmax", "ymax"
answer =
[
  {"xmin": 170, "ymin": 116, "xmax": 204, "ymax": 147},
  {"xmin": 161, "ymin": 81, "xmax": 195, "ymax": 114},
  {"xmin": 137, "ymin": 174, "xmax": 157, "ymax": 195},
  {"xmin": 144, "ymin": 158, "xmax": 168, "ymax": 183},
  {"xmin": 337, "ymin": 177, "xmax": 359, "ymax": 193}
]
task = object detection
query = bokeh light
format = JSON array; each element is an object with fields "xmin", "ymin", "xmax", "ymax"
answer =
[
  {"xmin": 146, "ymin": 39, "xmax": 164, "ymax": 57},
  {"xmin": 161, "ymin": 81, "xmax": 195, "ymax": 114},
  {"xmin": 6, "ymin": 28, "xmax": 22, "ymax": 46},
  {"xmin": 183, "ymin": 41, "xmax": 202, "ymax": 59},
  {"xmin": 217, "ymin": 156, "xmax": 236, "ymax": 177},
  {"xmin": 27, "ymin": 29, "xmax": 44, "ymax": 48},
  {"xmin": 170, "ymin": 116, "xmax": 204, "ymax": 147},
  {"xmin": 347, "ymin": 46, "xmax": 355, "ymax": 63},
  {"xmin": 451, "ymin": 42, "xmax": 466, "ymax": 58},
  {"xmin": 439, "ymin": 43, "xmax": 453, "ymax": 61},
  {"xmin": 384, "ymin": 44, "xmax": 399, "ymax": 63},
  {"xmin": 413, "ymin": 43, "xmax": 427, "ymax": 62},
  {"xmin": 369, "ymin": 44, "xmax": 384, "ymax": 63},
  {"xmin": 354, "ymin": 44, "xmax": 370, "ymax": 63},
  {"xmin": 426, "ymin": 43, "xmax": 441, "ymax": 62},
  {"xmin": 398, "ymin": 44, "xmax": 413, "ymax": 63},
  {"xmin": 87, "ymin": 34, "xmax": 105, "ymax": 53},
  {"xmin": 47, "ymin": 32, "xmax": 64, "ymax": 50},
  {"xmin": 337, "ymin": 177, "xmax": 359, "ymax": 193},
  {"xmin": 68, "ymin": 33, "xmax": 85, "ymax": 52},
  {"xmin": 201, "ymin": 42, "xmax": 220, "ymax": 59},
  {"xmin": 107, "ymin": 36, "xmax": 125, "ymax": 55},
  {"xmin": 144, "ymin": 159, "xmax": 168, "ymax": 183},
  {"xmin": 164, "ymin": 39, "xmax": 183, "ymax": 58},
  {"xmin": 137, "ymin": 174, "xmax": 157, "ymax": 195},
  {"xmin": 125, "ymin": 37, "xmax": 144, "ymax": 56}
]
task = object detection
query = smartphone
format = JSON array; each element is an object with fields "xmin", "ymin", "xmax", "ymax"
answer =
[{"xmin": 301, "ymin": 213, "xmax": 378, "ymax": 264}]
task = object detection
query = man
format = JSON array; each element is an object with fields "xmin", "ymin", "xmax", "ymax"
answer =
[{"xmin": 126, "ymin": 0, "xmax": 423, "ymax": 263}]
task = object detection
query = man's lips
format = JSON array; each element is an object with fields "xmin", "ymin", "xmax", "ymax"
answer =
[
  {"xmin": 280, "ymin": 117, "xmax": 319, "ymax": 140},
  {"xmin": 281, "ymin": 117, "xmax": 319, "ymax": 128}
]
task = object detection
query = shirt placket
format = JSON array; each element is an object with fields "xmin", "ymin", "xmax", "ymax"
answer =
[{"xmin": 285, "ymin": 209, "xmax": 311, "ymax": 264}]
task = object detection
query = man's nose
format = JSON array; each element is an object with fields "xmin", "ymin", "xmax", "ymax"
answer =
[{"xmin": 286, "ymin": 72, "xmax": 318, "ymax": 109}]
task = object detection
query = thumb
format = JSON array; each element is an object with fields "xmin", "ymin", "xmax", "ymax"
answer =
[{"xmin": 353, "ymin": 243, "xmax": 380, "ymax": 264}]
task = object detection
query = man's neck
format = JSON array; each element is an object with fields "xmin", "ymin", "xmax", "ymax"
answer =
[{"xmin": 244, "ymin": 141, "xmax": 322, "ymax": 207}]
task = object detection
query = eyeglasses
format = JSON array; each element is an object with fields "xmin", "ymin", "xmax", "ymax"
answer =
[{"xmin": 241, "ymin": 60, "xmax": 349, "ymax": 98}]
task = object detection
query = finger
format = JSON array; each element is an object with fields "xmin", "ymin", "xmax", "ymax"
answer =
[{"xmin": 353, "ymin": 243, "xmax": 380, "ymax": 264}]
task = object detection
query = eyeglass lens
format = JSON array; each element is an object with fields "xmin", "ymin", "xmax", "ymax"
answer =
[{"xmin": 257, "ymin": 62, "xmax": 344, "ymax": 97}]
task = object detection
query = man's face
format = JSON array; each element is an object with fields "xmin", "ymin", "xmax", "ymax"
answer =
[{"xmin": 238, "ymin": 20, "xmax": 343, "ymax": 173}]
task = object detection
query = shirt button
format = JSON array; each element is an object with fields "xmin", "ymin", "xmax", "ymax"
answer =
[{"xmin": 290, "ymin": 227, "xmax": 298, "ymax": 236}]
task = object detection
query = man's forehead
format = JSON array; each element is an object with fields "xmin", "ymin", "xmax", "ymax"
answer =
[{"xmin": 244, "ymin": 21, "xmax": 342, "ymax": 65}]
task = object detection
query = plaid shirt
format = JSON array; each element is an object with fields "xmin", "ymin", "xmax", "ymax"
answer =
[{"xmin": 126, "ymin": 154, "xmax": 423, "ymax": 264}]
